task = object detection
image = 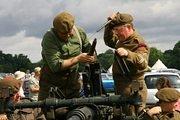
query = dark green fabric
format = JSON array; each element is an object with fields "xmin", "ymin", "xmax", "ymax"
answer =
[
  {"xmin": 41, "ymin": 27, "xmax": 90, "ymax": 73},
  {"xmin": 39, "ymin": 26, "xmax": 91, "ymax": 100}
]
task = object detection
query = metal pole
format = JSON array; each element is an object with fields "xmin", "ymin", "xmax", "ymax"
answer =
[{"xmin": 88, "ymin": 20, "xmax": 111, "ymax": 39}]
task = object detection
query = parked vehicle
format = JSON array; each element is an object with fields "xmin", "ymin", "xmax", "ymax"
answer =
[
  {"xmin": 101, "ymin": 73, "xmax": 114, "ymax": 92},
  {"xmin": 101, "ymin": 70, "xmax": 180, "ymax": 105},
  {"xmin": 0, "ymin": 73, "xmax": 7, "ymax": 80},
  {"xmin": 145, "ymin": 71, "xmax": 180, "ymax": 104},
  {"xmin": 151, "ymin": 68, "xmax": 180, "ymax": 75}
]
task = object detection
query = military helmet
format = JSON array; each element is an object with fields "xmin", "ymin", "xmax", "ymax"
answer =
[
  {"xmin": 110, "ymin": 12, "xmax": 133, "ymax": 28},
  {"xmin": 155, "ymin": 88, "xmax": 180, "ymax": 102},
  {"xmin": 0, "ymin": 76, "xmax": 22, "ymax": 96},
  {"xmin": 53, "ymin": 11, "xmax": 75, "ymax": 33}
]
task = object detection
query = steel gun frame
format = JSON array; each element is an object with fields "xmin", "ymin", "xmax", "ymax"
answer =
[
  {"xmin": 114, "ymin": 51, "xmax": 130, "ymax": 76},
  {"xmin": 82, "ymin": 38, "xmax": 105, "ymax": 97},
  {"xmin": 5, "ymin": 95, "xmax": 142, "ymax": 120}
]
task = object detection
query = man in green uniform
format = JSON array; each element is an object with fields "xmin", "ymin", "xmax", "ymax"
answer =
[
  {"xmin": 103, "ymin": 12, "xmax": 150, "ymax": 117},
  {"xmin": 143, "ymin": 88, "xmax": 180, "ymax": 120},
  {"xmin": 39, "ymin": 11, "xmax": 95, "ymax": 119}
]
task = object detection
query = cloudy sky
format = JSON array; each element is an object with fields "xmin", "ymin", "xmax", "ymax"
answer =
[{"xmin": 0, "ymin": 0, "xmax": 180, "ymax": 62}]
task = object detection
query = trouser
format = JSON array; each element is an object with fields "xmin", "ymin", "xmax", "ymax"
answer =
[
  {"xmin": 113, "ymin": 78, "xmax": 147, "ymax": 116},
  {"xmin": 38, "ymin": 70, "xmax": 81, "ymax": 120}
]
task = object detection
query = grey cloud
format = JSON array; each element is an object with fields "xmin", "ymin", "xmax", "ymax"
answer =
[{"xmin": 0, "ymin": 0, "xmax": 180, "ymax": 62}]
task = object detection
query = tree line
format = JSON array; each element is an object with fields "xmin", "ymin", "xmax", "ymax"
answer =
[{"xmin": 0, "ymin": 41, "xmax": 179, "ymax": 73}]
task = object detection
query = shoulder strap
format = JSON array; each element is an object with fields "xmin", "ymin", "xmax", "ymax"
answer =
[{"xmin": 73, "ymin": 25, "xmax": 82, "ymax": 51}]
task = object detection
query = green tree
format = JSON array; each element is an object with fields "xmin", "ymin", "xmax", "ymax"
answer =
[
  {"xmin": 97, "ymin": 49, "xmax": 114, "ymax": 71},
  {"xmin": 0, "ymin": 51, "xmax": 33, "ymax": 73},
  {"xmin": 163, "ymin": 40, "xmax": 180, "ymax": 69},
  {"xmin": 13, "ymin": 54, "xmax": 32, "ymax": 72},
  {"xmin": 149, "ymin": 47, "xmax": 164, "ymax": 67}
]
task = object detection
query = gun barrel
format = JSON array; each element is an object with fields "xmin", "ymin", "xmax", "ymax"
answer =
[
  {"xmin": 88, "ymin": 38, "xmax": 97, "ymax": 56},
  {"xmin": 8, "ymin": 95, "xmax": 141, "ymax": 110}
]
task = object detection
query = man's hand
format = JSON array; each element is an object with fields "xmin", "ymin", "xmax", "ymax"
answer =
[
  {"xmin": 116, "ymin": 48, "xmax": 128, "ymax": 57},
  {"xmin": 61, "ymin": 53, "xmax": 95, "ymax": 70},
  {"xmin": 77, "ymin": 53, "xmax": 95, "ymax": 63},
  {"xmin": 147, "ymin": 106, "xmax": 161, "ymax": 116},
  {"xmin": 108, "ymin": 12, "xmax": 117, "ymax": 21},
  {"xmin": 0, "ymin": 114, "xmax": 8, "ymax": 120}
]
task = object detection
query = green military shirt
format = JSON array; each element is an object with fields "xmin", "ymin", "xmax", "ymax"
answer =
[
  {"xmin": 41, "ymin": 27, "xmax": 90, "ymax": 73},
  {"xmin": 39, "ymin": 26, "xmax": 91, "ymax": 99}
]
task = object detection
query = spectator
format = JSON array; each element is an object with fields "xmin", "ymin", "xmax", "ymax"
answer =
[
  {"xmin": 29, "ymin": 67, "xmax": 41, "ymax": 101},
  {"xmin": 155, "ymin": 76, "xmax": 172, "ymax": 90},
  {"xmin": 14, "ymin": 71, "xmax": 26, "ymax": 98}
]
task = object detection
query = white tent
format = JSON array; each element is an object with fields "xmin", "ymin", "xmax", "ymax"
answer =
[
  {"xmin": 151, "ymin": 59, "xmax": 167, "ymax": 70},
  {"xmin": 107, "ymin": 65, "xmax": 112, "ymax": 73}
]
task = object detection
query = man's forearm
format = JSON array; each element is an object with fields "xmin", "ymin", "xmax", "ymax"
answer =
[{"xmin": 60, "ymin": 56, "xmax": 79, "ymax": 70}]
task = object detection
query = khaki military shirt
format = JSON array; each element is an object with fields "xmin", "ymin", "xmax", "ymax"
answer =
[
  {"xmin": 104, "ymin": 25, "xmax": 149, "ymax": 113},
  {"xmin": 104, "ymin": 25, "xmax": 150, "ymax": 81},
  {"xmin": 152, "ymin": 111, "xmax": 180, "ymax": 120}
]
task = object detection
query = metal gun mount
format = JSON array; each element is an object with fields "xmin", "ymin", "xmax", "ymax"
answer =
[
  {"xmin": 88, "ymin": 38, "xmax": 97, "ymax": 56},
  {"xmin": 4, "ymin": 94, "xmax": 142, "ymax": 120},
  {"xmin": 7, "ymin": 95, "xmax": 141, "ymax": 110}
]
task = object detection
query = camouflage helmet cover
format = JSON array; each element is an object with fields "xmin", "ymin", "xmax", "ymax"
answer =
[
  {"xmin": 0, "ymin": 76, "xmax": 22, "ymax": 94},
  {"xmin": 53, "ymin": 11, "xmax": 75, "ymax": 33},
  {"xmin": 110, "ymin": 12, "xmax": 133, "ymax": 28},
  {"xmin": 155, "ymin": 88, "xmax": 180, "ymax": 102}
]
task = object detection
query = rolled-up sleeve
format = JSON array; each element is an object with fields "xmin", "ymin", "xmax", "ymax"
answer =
[{"xmin": 41, "ymin": 33, "xmax": 63, "ymax": 73}]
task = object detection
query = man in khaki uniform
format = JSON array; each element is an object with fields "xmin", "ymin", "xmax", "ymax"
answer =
[
  {"xmin": 0, "ymin": 76, "xmax": 36, "ymax": 120},
  {"xmin": 39, "ymin": 11, "xmax": 95, "ymax": 119},
  {"xmin": 103, "ymin": 12, "xmax": 150, "ymax": 116},
  {"xmin": 143, "ymin": 88, "xmax": 180, "ymax": 120}
]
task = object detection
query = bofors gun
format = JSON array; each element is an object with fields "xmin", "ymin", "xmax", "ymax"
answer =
[{"xmin": 82, "ymin": 38, "xmax": 106, "ymax": 97}]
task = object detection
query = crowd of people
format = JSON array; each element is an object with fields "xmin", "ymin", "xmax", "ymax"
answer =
[
  {"xmin": 0, "ymin": 67, "xmax": 44, "ymax": 120},
  {"xmin": 2, "ymin": 67, "xmax": 41, "ymax": 101},
  {"xmin": 0, "ymin": 11, "xmax": 180, "ymax": 120}
]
